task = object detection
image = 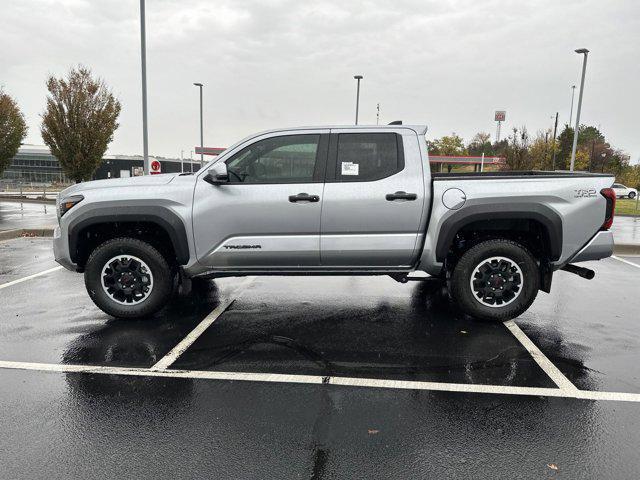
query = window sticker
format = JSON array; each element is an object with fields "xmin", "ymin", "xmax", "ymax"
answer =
[{"xmin": 341, "ymin": 162, "xmax": 359, "ymax": 176}]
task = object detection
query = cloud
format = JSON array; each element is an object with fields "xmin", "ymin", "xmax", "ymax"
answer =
[{"xmin": 1, "ymin": 0, "xmax": 639, "ymax": 162}]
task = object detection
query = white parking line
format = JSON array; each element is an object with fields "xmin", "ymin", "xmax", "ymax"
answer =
[
  {"xmin": 612, "ymin": 255, "xmax": 640, "ymax": 270},
  {"xmin": 151, "ymin": 277, "xmax": 255, "ymax": 370},
  {"xmin": 1, "ymin": 359, "xmax": 640, "ymax": 403},
  {"xmin": 503, "ymin": 320, "xmax": 578, "ymax": 391},
  {"xmin": 0, "ymin": 266, "xmax": 64, "ymax": 290}
]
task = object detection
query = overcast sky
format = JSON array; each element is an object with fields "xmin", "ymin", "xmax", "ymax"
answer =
[{"xmin": 1, "ymin": 0, "xmax": 639, "ymax": 162}]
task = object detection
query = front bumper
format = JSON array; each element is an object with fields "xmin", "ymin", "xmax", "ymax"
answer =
[
  {"xmin": 570, "ymin": 230, "xmax": 614, "ymax": 263},
  {"xmin": 53, "ymin": 226, "xmax": 77, "ymax": 271}
]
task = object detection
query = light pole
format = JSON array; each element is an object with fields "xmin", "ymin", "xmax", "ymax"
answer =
[
  {"xmin": 193, "ymin": 83, "xmax": 204, "ymax": 168},
  {"xmin": 570, "ymin": 49, "xmax": 589, "ymax": 171},
  {"xmin": 354, "ymin": 75, "xmax": 363, "ymax": 125},
  {"xmin": 139, "ymin": 0, "xmax": 150, "ymax": 174},
  {"xmin": 551, "ymin": 112, "xmax": 559, "ymax": 170},
  {"xmin": 569, "ymin": 85, "xmax": 576, "ymax": 127}
]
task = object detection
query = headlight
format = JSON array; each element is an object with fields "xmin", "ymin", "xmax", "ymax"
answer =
[{"xmin": 59, "ymin": 195, "xmax": 84, "ymax": 217}]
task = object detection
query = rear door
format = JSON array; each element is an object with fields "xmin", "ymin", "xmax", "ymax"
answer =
[
  {"xmin": 192, "ymin": 130, "xmax": 329, "ymax": 268},
  {"xmin": 320, "ymin": 129, "xmax": 426, "ymax": 267}
]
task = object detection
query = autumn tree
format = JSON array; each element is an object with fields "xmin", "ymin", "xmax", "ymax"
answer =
[
  {"xmin": 467, "ymin": 132, "xmax": 493, "ymax": 156},
  {"xmin": 0, "ymin": 89, "xmax": 28, "ymax": 176},
  {"xmin": 429, "ymin": 134, "xmax": 466, "ymax": 156},
  {"xmin": 503, "ymin": 127, "xmax": 532, "ymax": 171},
  {"xmin": 41, "ymin": 66, "xmax": 121, "ymax": 182}
]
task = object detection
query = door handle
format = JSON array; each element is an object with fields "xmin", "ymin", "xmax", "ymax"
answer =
[
  {"xmin": 386, "ymin": 191, "xmax": 417, "ymax": 201},
  {"xmin": 289, "ymin": 192, "xmax": 320, "ymax": 203}
]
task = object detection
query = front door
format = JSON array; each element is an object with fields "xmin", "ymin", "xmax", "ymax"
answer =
[
  {"xmin": 320, "ymin": 130, "xmax": 425, "ymax": 267},
  {"xmin": 193, "ymin": 130, "xmax": 329, "ymax": 269}
]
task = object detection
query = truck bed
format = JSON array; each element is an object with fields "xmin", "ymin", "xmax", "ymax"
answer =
[{"xmin": 432, "ymin": 171, "xmax": 614, "ymax": 180}]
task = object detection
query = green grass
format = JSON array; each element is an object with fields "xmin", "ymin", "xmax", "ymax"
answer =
[{"xmin": 616, "ymin": 198, "xmax": 640, "ymax": 216}]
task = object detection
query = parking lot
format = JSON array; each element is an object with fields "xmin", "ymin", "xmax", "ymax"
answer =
[{"xmin": 1, "ymin": 236, "xmax": 640, "ymax": 478}]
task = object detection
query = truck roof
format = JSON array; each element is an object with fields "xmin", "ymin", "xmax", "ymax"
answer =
[{"xmin": 250, "ymin": 124, "xmax": 428, "ymax": 136}]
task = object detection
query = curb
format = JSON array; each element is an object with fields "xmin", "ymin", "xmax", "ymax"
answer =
[
  {"xmin": 0, "ymin": 228, "xmax": 55, "ymax": 241},
  {"xmin": 614, "ymin": 243, "xmax": 640, "ymax": 256}
]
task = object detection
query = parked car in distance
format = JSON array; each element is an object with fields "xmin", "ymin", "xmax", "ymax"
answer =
[
  {"xmin": 612, "ymin": 183, "xmax": 638, "ymax": 199},
  {"xmin": 53, "ymin": 125, "xmax": 617, "ymax": 322}
]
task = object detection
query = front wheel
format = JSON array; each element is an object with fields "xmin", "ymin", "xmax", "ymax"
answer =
[
  {"xmin": 450, "ymin": 239, "xmax": 540, "ymax": 322},
  {"xmin": 84, "ymin": 237, "xmax": 173, "ymax": 319},
  {"xmin": 629, "ymin": 191, "xmax": 636, "ymax": 199}
]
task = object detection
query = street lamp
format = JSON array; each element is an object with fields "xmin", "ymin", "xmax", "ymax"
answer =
[
  {"xmin": 193, "ymin": 83, "xmax": 204, "ymax": 168},
  {"xmin": 354, "ymin": 75, "xmax": 363, "ymax": 125},
  {"xmin": 569, "ymin": 85, "xmax": 576, "ymax": 126},
  {"xmin": 139, "ymin": 0, "xmax": 150, "ymax": 174},
  {"xmin": 570, "ymin": 48, "xmax": 589, "ymax": 171}
]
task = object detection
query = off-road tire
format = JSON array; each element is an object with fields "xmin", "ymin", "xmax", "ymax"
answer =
[
  {"xmin": 84, "ymin": 237, "xmax": 173, "ymax": 319},
  {"xmin": 450, "ymin": 239, "xmax": 539, "ymax": 322}
]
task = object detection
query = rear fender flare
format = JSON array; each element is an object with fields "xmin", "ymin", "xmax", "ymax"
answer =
[{"xmin": 435, "ymin": 203, "xmax": 563, "ymax": 262}]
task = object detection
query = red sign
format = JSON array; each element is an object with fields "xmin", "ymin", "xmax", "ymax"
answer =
[
  {"xmin": 495, "ymin": 110, "xmax": 506, "ymax": 122},
  {"xmin": 150, "ymin": 160, "xmax": 161, "ymax": 174}
]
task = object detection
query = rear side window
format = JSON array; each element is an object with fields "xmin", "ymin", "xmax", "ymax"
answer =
[{"xmin": 334, "ymin": 133, "xmax": 403, "ymax": 182}]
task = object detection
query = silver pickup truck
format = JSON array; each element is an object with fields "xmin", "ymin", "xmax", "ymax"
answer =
[{"xmin": 53, "ymin": 125, "xmax": 616, "ymax": 321}]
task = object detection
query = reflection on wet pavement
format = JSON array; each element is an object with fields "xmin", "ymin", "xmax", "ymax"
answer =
[
  {"xmin": 0, "ymin": 201, "xmax": 57, "ymax": 230},
  {"xmin": 611, "ymin": 215, "xmax": 640, "ymax": 244},
  {"xmin": 173, "ymin": 277, "xmax": 555, "ymax": 387}
]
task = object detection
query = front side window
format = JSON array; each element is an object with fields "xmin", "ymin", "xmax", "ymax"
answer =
[
  {"xmin": 225, "ymin": 134, "xmax": 320, "ymax": 184},
  {"xmin": 335, "ymin": 133, "xmax": 402, "ymax": 182}
]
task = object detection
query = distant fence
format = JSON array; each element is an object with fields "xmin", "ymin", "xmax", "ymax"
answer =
[{"xmin": 0, "ymin": 189, "xmax": 59, "ymax": 201}]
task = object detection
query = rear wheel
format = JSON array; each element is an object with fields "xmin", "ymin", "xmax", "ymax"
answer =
[
  {"xmin": 84, "ymin": 237, "xmax": 173, "ymax": 319},
  {"xmin": 450, "ymin": 239, "xmax": 539, "ymax": 321}
]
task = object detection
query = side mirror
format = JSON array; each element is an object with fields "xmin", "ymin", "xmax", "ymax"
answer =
[{"xmin": 203, "ymin": 162, "xmax": 229, "ymax": 185}]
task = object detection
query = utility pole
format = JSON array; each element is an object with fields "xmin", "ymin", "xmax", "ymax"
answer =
[
  {"xmin": 551, "ymin": 112, "xmax": 558, "ymax": 170},
  {"xmin": 376, "ymin": 103, "xmax": 380, "ymax": 125},
  {"xmin": 139, "ymin": 0, "xmax": 150, "ymax": 174},
  {"xmin": 180, "ymin": 149, "xmax": 184, "ymax": 173},
  {"xmin": 354, "ymin": 75, "xmax": 363, "ymax": 125},
  {"xmin": 570, "ymin": 49, "xmax": 589, "ymax": 171},
  {"xmin": 193, "ymin": 83, "xmax": 204, "ymax": 168}
]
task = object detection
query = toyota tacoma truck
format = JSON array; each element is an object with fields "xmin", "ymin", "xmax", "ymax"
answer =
[{"xmin": 53, "ymin": 125, "xmax": 616, "ymax": 321}]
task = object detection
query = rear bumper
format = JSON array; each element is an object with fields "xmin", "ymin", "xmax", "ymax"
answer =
[{"xmin": 570, "ymin": 230, "xmax": 614, "ymax": 263}]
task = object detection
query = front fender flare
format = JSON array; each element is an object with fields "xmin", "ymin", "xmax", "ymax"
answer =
[{"xmin": 67, "ymin": 205, "xmax": 190, "ymax": 265}]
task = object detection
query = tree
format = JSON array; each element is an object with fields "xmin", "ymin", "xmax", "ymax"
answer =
[
  {"xmin": 467, "ymin": 132, "xmax": 494, "ymax": 156},
  {"xmin": 430, "ymin": 134, "xmax": 466, "ymax": 156},
  {"xmin": 528, "ymin": 131, "xmax": 553, "ymax": 170},
  {"xmin": 556, "ymin": 124, "xmax": 605, "ymax": 170},
  {"xmin": 41, "ymin": 66, "xmax": 121, "ymax": 182},
  {"xmin": 503, "ymin": 127, "xmax": 532, "ymax": 171},
  {"xmin": 0, "ymin": 89, "xmax": 28, "ymax": 176}
]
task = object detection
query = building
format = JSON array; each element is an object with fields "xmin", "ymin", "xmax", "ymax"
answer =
[
  {"xmin": 1, "ymin": 145, "xmax": 202, "ymax": 187},
  {"xmin": 1, "ymin": 145, "xmax": 69, "ymax": 186}
]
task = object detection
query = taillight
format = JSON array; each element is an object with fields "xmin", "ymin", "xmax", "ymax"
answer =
[{"xmin": 600, "ymin": 188, "xmax": 616, "ymax": 230}]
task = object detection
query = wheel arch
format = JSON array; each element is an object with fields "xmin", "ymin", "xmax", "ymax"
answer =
[
  {"xmin": 68, "ymin": 205, "xmax": 190, "ymax": 269},
  {"xmin": 435, "ymin": 203, "xmax": 563, "ymax": 263}
]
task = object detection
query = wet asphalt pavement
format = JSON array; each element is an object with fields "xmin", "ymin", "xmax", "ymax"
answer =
[
  {"xmin": 1, "ymin": 238, "xmax": 640, "ymax": 478},
  {"xmin": 0, "ymin": 201, "xmax": 57, "ymax": 231}
]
